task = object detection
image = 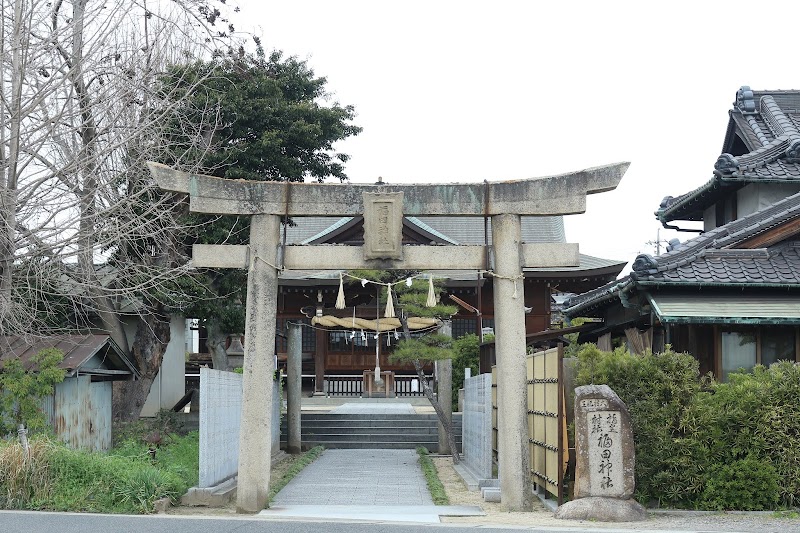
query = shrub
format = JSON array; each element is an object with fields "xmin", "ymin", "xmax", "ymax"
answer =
[
  {"xmin": 686, "ymin": 361, "xmax": 800, "ymax": 507},
  {"xmin": 0, "ymin": 349, "xmax": 65, "ymax": 434},
  {"xmin": 452, "ymin": 334, "xmax": 480, "ymax": 411},
  {"xmin": 574, "ymin": 346, "xmax": 800, "ymax": 509},
  {"xmin": 699, "ymin": 457, "xmax": 780, "ymax": 511},
  {"xmin": 0, "ymin": 431, "xmax": 198, "ymax": 513},
  {"xmin": 575, "ymin": 344, "xmax": 703, "ymax": 507}
]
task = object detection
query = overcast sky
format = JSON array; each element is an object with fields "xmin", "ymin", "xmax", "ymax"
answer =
[{"xmin": 237, "ymin": 1, "xmax": 800, "ymax": 271}]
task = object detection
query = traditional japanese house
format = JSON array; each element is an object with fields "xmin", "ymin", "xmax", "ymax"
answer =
[{"xmin": 565, "ymin": 87, "xmax": 800, "ymax": 380}]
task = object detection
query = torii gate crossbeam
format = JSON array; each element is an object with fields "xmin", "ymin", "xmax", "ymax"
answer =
[{"xmin": 148, "ymin": 161, "xmax": 628, "ymax": 513}]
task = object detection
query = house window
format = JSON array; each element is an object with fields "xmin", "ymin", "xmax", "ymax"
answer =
[
  {"xmin": 720, "ymin": 328, "xmax": 798, "ymax": 381},
  {"xmin": 761, "ymin": 329, "xmax": 796, "ymax": 367},
  {"xmin": 720, "ymin": 331, "xmax": 756, "ymax": 382},
  {"xmin": 276, "ymin": 318, "xmax": 315, "ymax": 353},
  {"xmin": 452, "ymin": 318, "xmax": 477, "ymax": 339}
]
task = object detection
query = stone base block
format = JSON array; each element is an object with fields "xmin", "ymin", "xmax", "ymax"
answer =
[
  {"xmin": 482, "ymin": 487, "xmax": 501, "ymax": 503},
  {"xmin": 479, "ymin": 478, "xmax": 500, "ymax": 488},
  {"xmin": 555, "ymin": 497, "xmax": 647, "ymax": 522},
  {"xmin": 181, "ymin": 478, "xmax": 237, "ymax": 507},
  {"xmin": 153, "ymin": 497, "xmax": 171, "ymax": 513}
]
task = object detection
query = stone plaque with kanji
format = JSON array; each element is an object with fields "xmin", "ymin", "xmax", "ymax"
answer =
[
  {"xmin": 362, "ymin": 191, "xmax": 404, "ymax": 260},
  {"xmin": 573, "ymin": 385, "xmax": 635, "ymax": 500}
]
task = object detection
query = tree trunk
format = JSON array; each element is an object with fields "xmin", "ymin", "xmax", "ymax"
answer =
[
  {"xmin": 112, "ymin": 310, "xmax": 171, "ymax": 422},
  {"xmin": 400, "ymin": 315, "xmax": 460, "ymax": 463},
  {"xmin": 205, "ymin": 319, "xmax": 229, "ymax": 371},
  {"xmin": 412, "ymin": 359, "xmax": 460, "ymax": 463}
]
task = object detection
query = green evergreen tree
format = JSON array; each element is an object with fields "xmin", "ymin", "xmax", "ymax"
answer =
[{"xmin": 161, "ymin": 49, "xmax": 361, "ymax": 368}]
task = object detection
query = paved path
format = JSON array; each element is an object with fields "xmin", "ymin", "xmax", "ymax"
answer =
[
  {"xmin": 265, "ymin": 447, "xmax": 483, "ymax": 523},
  {"xmin": 330, "ymin": 402, "xmax": 415, "ymax": 414},
  {"xmin": 271, "ymin": 449, "xmax": 433, "ymax": 505}
]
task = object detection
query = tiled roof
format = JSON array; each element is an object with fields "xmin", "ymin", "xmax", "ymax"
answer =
[
  {"xmin": 566, "ymin": 190, "xmax": 800, "ymax": 316},
  {"xmin": 284, "ymin": 215, "xmax": 566, "ymax": 245},
  {"xmin": 657, "ymin": 87, "xmax": 800, "ymax": 223},
  {"xmin": 562, "ymin": 276, "xmax": 632, "ymax": 316}
]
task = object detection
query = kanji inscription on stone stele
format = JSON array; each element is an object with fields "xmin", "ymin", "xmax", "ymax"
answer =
[
  {"xmin": 587, "ymin": 409, "xmax": 623, "ymax": 495},
  {"xmin": 362, "ymin": 191, "xmax": 404, "ymax": 260},
  {"xmin": 573, "ymin": 384, "xmax": 635, "ymax": 500}
]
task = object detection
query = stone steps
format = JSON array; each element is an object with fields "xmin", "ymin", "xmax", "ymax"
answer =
[{"xmin": 281, "ymin": 413, "xmax": 462, "ymax": 451}]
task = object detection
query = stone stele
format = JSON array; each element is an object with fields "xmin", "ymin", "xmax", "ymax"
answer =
[{"xmin": 555, "ymin": 384, "xmax": 646, "ymax": 522}]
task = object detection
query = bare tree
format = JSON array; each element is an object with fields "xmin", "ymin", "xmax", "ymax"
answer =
[{"xmin": 0, "ymin": 0, "xmax": 240, "ymax": 420}]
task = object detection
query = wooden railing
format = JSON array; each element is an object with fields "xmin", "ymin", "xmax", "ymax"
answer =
[
  {"xmin": 323, "ymin": 374, "xmax": 433, "ymax": 397},
  {"xmin": 394, "ymin": 375, "xmax": 431, "ymax": 397},
  {"xmin": 324, "ymin": 375, "xmax": 363, "ymax": 396}
]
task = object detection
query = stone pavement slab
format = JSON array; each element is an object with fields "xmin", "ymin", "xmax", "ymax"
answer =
[
  {"xmin": 261, "ymin": 504, "xmax": 483, "ymax": 523},
  {"xmin": 330, "ymin": 402, "xmax": 415, "ymax": 414},
  {"xmin": 264, "ymin": 448, "xmax": 484, "ymax": 523},
  {"xmin": 270, "ymin": 449, "xmax": 432, "ymax": 505}
]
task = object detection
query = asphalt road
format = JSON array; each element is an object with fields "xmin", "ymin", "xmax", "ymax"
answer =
[{"xmin": 0, "ymin": 510, "xmax": 698, "ymax": 533}]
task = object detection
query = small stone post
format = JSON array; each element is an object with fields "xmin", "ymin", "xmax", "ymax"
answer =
[
  {"xmin": 236, "ymin": 214, "xmax": 280, "ymax": 513},
  {"xmin": 286, "ymin": 322, "xmax": 303, "ymax": 454},
  {"xmin": 437, "ymin": 321, "xmax": 453, "ymax": 454},
  {"xmin": 436, "ymin": 359, "xmax": 453, "ymax": 453},
  {"xmin": 492, "ymin": 213, "xmax": 532, "ymax": 511}
]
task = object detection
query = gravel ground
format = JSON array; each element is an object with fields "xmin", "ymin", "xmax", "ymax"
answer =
[{"xmin": 432, "ymin": 457, "xmax": 800, "ymax": 532}]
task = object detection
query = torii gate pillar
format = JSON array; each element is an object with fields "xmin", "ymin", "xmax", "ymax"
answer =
[
  {"xmin": 237, "ymin": 214, "xmax": 280, "ymax": 512},
  {"xmin": 492, "ymin": 214, "xmax": 532, "ymax": 510}
]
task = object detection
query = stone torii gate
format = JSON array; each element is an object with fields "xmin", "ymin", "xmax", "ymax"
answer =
[{"xmin": 148, "ymin": 161, "xmax": 628, "ymax": 513}]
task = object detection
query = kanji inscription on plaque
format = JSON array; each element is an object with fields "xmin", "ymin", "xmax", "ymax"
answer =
[{"xmin": 363, "ymin": 192, "xmax": 404, "ymax": 260}]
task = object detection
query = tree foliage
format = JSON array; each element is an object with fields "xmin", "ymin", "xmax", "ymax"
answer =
[
  {"xmin": 0, "ymin": 349, "xmax": 65, "ymax": 433},
  {"xmin": 451, "ymin": 333, "xmax": 480, "ymax": 411},
  {"xmin": 163, "ymin": 50, "xmax": 361, "ymax": 369},
  {"xmin": 162, "ymin": 50, "xmax": 361, "ymax": 182}
]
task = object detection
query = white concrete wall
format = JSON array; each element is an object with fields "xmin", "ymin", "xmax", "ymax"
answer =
[
  {"xmin": 199, "ymin": 368, "xmax": 242, "ymax": 488},
  {"xmin": 738, "ymin": 183, "xmax": 800, "ymax": 218},
  {"xmin": 198, "ymin": 368, "xmax": 282, "ymax": 488},
  {"xmin": 462, "ymin": 373, "xmax": 494, "ymax": 481},
  {"xmin": 140, "ymin": 315, "xmax": 187, "ymax": 417}
]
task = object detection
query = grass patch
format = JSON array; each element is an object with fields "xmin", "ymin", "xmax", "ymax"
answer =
[
  {"xmin": 267, "ymin": 446, "xmax": 324, "ymax": 504},
  {"xmin": 416, "ymin": 446, "xmax": 449, "ymax": 505},
  {"xmin": 0, "ymin": 431, "xmax": 199, "ymax": 514}
]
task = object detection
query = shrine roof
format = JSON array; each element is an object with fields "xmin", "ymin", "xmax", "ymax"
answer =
[{"xmin": 284, "ymin": 215, "xmax": 566, "ymax": 245}]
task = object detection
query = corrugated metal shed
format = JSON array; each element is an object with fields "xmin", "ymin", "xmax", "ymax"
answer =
[
  {"xmin": 0, "ymin": 334, "xmax": 138, "ymax": 380},
  {"xmin": 0, "ymin": 335, "xmax": 132, "ymax": 452}
]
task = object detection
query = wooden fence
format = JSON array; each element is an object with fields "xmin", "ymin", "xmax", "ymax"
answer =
[{"xmin": 492, "ymin": 345, "xmax": 567, "ymax": 504}]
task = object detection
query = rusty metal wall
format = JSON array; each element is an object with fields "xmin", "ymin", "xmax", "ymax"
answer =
[{"xmin": 52, "ymin": 376, "xmax": 112, "ymax": 452}]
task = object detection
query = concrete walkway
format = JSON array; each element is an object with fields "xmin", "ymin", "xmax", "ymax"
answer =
[
  {"xmin": 271, "ymin": 449, "xmax": 433, "ymax": 506},
  {"xmin": 262, "ymin": 411, "xmax": 483, "ymax": 523},
  {"xmin": 330, "ymin": 402, "xmax": 415, "ymax": 414}
]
